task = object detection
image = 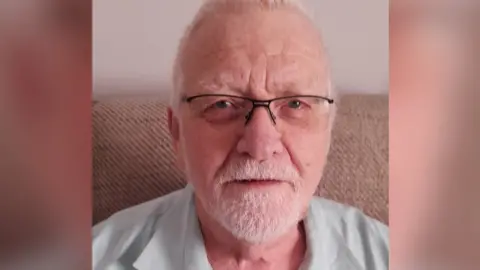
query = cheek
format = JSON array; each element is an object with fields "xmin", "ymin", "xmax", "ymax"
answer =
[
  {"xmin": 285, "ymin": 131, "xmax": 329, "ymax": 182},
  {"xmin": 179, "ymin": 121, "xmax": 237, "ymax": 184}
]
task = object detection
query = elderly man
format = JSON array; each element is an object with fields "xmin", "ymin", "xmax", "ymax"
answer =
[{"xmin": 93, "ymin": 0, "xmax": 389, "ymax": 269}]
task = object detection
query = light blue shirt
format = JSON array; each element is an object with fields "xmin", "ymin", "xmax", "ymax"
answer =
[{"xmin": 93, "ymin": 185, "xmax": 389, "ymax": 270}]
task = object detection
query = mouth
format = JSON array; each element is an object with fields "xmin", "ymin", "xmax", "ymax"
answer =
[{"xmin": 230, "ymin": 179, "xmax": 284, "ymax": 187}]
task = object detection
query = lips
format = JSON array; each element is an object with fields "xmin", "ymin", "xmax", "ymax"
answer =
[
  {"xmin": 236, "ymin": 179, "xmax": 278, "ymax": 182},
  {"xmin": 232, "ymin": 179, "xmax": 283, "ymax": 185}
]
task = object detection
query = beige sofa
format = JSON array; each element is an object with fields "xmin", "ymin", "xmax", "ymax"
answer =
[{"xmin": 93, "ymin": 94, "xmax": 388, "ymax": 225}]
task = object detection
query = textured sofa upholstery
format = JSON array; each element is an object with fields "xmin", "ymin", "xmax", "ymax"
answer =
[{"xmin": 93, "ymin": 94, "xmax": 388, "ymax": 225}]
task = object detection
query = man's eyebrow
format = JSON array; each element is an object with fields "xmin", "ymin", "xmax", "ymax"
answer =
[
  {"xmin": 272, "ymin": 81, "xmax": 328, "ymax": 96},
  {"xmin": 197, "ymin": 80, "xmax": 246, "ymax": 95}
]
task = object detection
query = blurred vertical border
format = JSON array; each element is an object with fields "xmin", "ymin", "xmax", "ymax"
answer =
[
  {"xmin": 390, "ymin": 1, "xmax": 480, "ymax": 269},
  {"xmin": 0, "ymin": 0, "xmax": 92, "ymax": 269}
]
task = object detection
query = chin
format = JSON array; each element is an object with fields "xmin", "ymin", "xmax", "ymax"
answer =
[{"xmin": 210, "ymin": 189, "xmax": 304, "ymax": 244}]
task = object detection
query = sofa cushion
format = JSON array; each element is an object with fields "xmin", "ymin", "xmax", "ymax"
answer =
[{"xmin": 93, "ymin": 94, "xmax": 388, "ymax": 224}]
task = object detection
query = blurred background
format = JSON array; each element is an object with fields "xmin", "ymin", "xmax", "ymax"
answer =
[{"xmin": 93, "ymin": 0, "xmax": 388, "ymax": 98}]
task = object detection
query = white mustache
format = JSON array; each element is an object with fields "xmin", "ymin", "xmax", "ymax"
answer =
[{"xmin": 217, "ymin": 159, "xmax": 300, "ymax": 184}]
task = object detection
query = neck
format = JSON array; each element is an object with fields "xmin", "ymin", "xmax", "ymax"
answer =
[{"xmin": 195, "ymin": 196, "xmax": 307, "ymax": 268}]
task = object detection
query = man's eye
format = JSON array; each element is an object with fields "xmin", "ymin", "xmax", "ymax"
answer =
[
  {"xmin": 287, "ymin": 100, "xmax": 303, "ymax": 109},
  {"xmin": 212, "ymin": 100, "xmax": 232, "ymax": 109},
  {"xmin": 204, "ymin": 100, "xmax": 235, "ymax": 111}
]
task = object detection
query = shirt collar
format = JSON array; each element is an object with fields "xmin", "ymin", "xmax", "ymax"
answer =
[
  {"xmin": 133, "ymin": 187, "xmax": 362, "ymax": 270},
  {"xmin": 133, "ymin": 184, "xmax": 211, "ymax": 270},
  {"xmin": 302, "ymin": 200, "xmax": 364, "ymax": 270}
]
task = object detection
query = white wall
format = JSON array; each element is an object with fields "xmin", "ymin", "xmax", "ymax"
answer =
[{"xmin": 93, "ymin": 0, "xmax": 388, "ymax": 97}]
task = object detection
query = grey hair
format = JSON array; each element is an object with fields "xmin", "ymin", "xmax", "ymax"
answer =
[{"xmin": 170, "ymin": 0, "xmax": 335, "ymax": 115}]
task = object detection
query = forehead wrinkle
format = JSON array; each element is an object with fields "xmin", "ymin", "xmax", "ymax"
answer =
[
  {"xmin": 184, "ymin": 7, "xmax": 323, "ymax": 64},
  {"xmin": 267, "ymin": 75, "xmax": 321, "ymax": 96},
  {"xmin": 190, "ymin": 51, "xmax": 326, "ymax": 97},
  {"xmin": 182, "ymin": 16, "xmax": 329, "ymax": 97},
  {"xmin": 265, "ymin": 53, "xmax": 326, "ymax": 93}
]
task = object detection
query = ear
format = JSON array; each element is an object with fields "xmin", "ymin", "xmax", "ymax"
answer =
[
  {"xmin": 168, "ymin": 107, "xmax": 180, "ymax": 150},
  {"xmin": 168, "ymin": 107, "xmax": 187, "ymax": 171}
]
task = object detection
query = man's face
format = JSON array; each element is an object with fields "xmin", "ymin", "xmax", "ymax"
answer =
[{"xmin": 169, "ymin": 8, "xmax": 333, "ymax": 243}]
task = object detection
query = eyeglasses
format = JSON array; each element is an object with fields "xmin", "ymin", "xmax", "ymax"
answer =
[{"xmin": 182, "ymin": 94, "xmax": 334, "ymax": 129}]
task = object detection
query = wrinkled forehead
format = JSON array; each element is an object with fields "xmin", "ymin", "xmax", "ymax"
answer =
[
  {"xmin": 179, "ymin": 7, "xmax": 329, "ymax": 95},
  {"xmin": 188, "ymin": 7, "xmax": 322, "ymax": 55}
]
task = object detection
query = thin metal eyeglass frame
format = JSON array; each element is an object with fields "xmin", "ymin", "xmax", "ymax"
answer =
[{"xmin": 182, "ymin": 94, "xmax": 335, "ymax": 125}]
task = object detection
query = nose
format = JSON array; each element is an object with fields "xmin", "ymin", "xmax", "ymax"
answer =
[{"xmin": 236, "ymin": 107, "xmax": 284, "ymax": 161}]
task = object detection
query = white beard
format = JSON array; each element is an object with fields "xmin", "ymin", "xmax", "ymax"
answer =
[
  {"xmin": 208, "ymin": 183, "xmax": 303, "ymax": 244},
  {"xmin": 194, "ymin": 158, "xmax": 305, "ymax": 244}
]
